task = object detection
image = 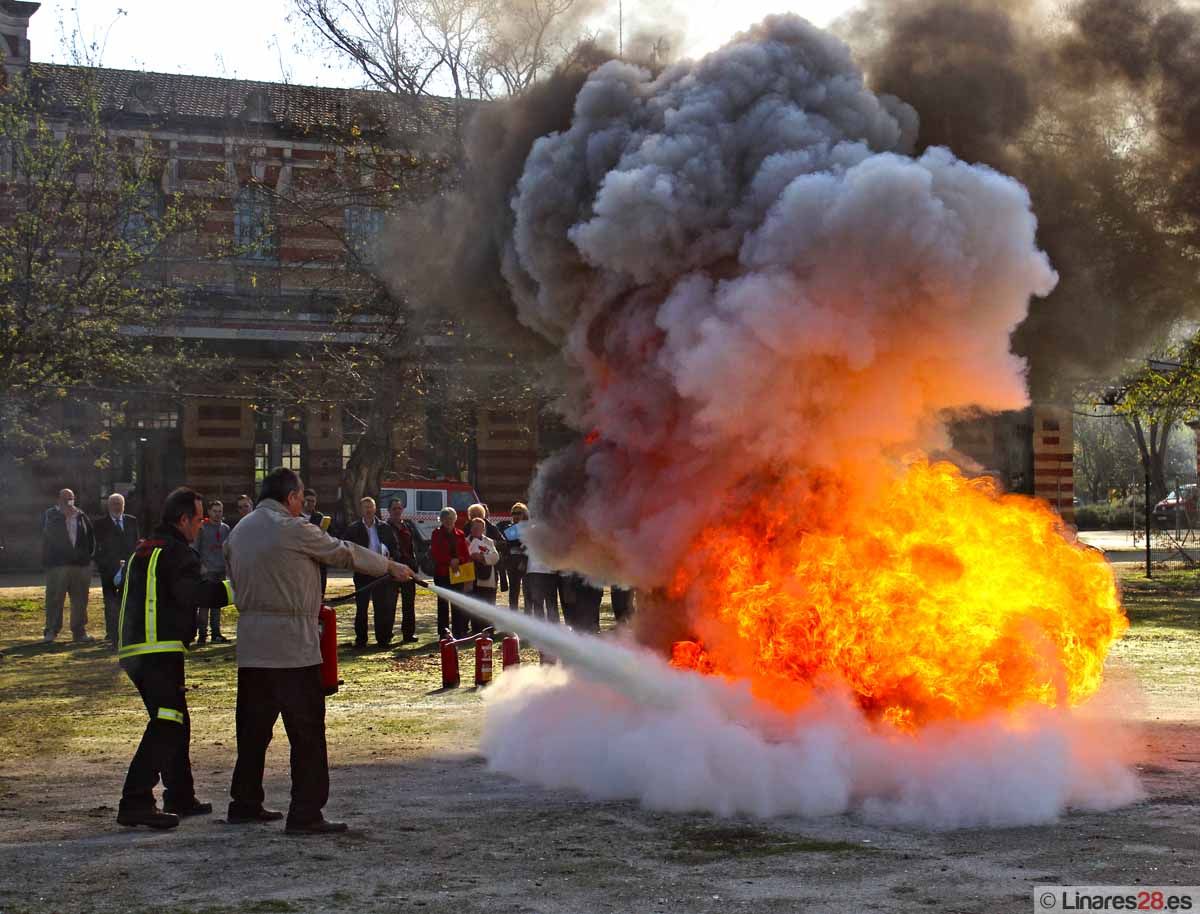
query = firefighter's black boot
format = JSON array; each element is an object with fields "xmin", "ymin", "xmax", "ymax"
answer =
[
  {"xmin": 163, "ymin": 798, "xmax": 212, "ymax": 817},
  {"xmin": 117, "ymin": 807, "xmax": 180, "ymax": 829}
]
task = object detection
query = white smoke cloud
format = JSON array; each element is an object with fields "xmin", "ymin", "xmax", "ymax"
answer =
[
  {"xmin": 502, "ymin": 15, "xmax": 1057, "ymax": 585},
  {"xmin": 482, "ymin": 656, "xmax": 1142, "ymax": 829}
]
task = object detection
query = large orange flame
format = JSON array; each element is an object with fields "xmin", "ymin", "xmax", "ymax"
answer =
[{"xmin": 669, "ymin": 460, "xmax": 1126, "ymax": 729}]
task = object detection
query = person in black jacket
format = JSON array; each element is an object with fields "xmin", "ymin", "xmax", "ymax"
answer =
[
  {"xmin": 496, "ymin": 502, "xmax": 529, "ymax": 612},
  {"xmin": 343, "ymin": 497, "xmax": 400, "ymax": 647},
  {"xmin": 385, "ymin": 499, "xmax": 419, "ymax": 643},
  {"xmin": 303, "ymin": 490, "xmax": 330, "ymax": 597},
  {"xmin": 42, "ymin": 488, "xmax": 97, "ymax": 643},
  {"xmin": 93, "ymin": 493, "xmax": 140, "ymax": 649},
  {"xmin": 116, "ymin": 487, "xmax": 233, "ymax": 830}
]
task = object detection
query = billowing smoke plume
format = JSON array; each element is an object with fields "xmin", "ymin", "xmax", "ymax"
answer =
[
  {"xmin": 500, "ymin": 15, "xmax": 1056, "ymax": 585},
  {"xmin": 842, "ymin": 0, "xmax": 1200, "ymax": 395},
  {"xmin": 461, "ymin": 14, "xmax": 1140, "ymax": 827}
]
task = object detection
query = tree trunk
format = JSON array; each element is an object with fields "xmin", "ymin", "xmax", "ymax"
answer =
[
  {"xmin": 1127, "ymin": 415, "xmax": 1172, "ymax": 504},
  {"xmin": 339, "ymin": 393, "xmax": 393, "ymax": 521}
]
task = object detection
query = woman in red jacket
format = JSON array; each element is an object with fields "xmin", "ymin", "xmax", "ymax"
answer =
[{"xmin": 430, "ymin": 507, "xmax": 473, "ymax": 638}]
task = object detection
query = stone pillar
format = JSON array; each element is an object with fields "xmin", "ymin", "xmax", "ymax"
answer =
[
  {"xmin": 182, "ymin": 400, "xmax": 255, "ymax": 502},
  {"xmin": 0, "ymin": 2, "xmax": 39, "ymax": 80},
  {"xmin": 1032, "ymin": 403, "xmax": 1074, "ymax": 524}
]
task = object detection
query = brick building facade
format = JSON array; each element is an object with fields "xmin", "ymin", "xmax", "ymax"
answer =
[{"xmin": 0, "ymin": 1, "xmax": 539, "ymax": 568}]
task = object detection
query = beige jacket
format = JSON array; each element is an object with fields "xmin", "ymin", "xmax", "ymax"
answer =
[{"xmin": 225, "ymin": 498, "xmax": 390, "ymax": 668}]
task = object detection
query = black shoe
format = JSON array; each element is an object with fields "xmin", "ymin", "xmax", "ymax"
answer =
[
  {"xmin": 227, "ymin": 806, "xmax": 284, "ymax": 824},
  {"xmin": 285, "ymin": 817, "xmax": 348, "ymax": 835},
  {"xmin": 353, "ymin": 642, "xmax": 367, "ymax": 650},
  {"xmin": 117, "ymin": 808, "xmax": 180, "ymax": 830},
  {"xmin": 211, "ymin": 634, "xmax": 230, "ymax": 644},
  {"xmin": 400, "ymin": 637, "xmax": 419, "ymax": 644},
  {"xmin": 196, "ymin": 636, "xmax": 206, "ymax": 646},
  {"xmin": 163, "ymin": 799, "xmax": 212, "ymax": 817}
]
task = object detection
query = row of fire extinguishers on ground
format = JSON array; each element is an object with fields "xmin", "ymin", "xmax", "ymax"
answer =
[
  {"xmin": 314, "ymin": 601, "xmax": 544, "ymax": 696},
  {"xmin": 439, "ymin": 628, "xmax": 535, "ymax": 689}
]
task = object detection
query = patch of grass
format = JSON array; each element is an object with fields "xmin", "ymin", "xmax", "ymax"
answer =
[
  {"xmin": 1108, "ymin": 566, "xmax": 1200, "ymax": 710},
  {"xmin": 0, "ymin": 582, "xmax": 452, "ymax": 762},
  {"xmin": 666, "ymin": 823, "xmax": 870, "ymax": 864},
  {"xmin": 1116, "ymin": 566, "xmax": 1200, "ymax": 633},
  {"xmin": 0, "ymin": 578, "xmax": 583, "ymax": 765}
]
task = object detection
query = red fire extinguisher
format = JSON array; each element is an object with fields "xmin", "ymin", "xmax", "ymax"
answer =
[
  {"xmin": 318, "ymin": 604, "xmax": 342, "ymax": 696},
  {"xmin": 501, "ymin": 634, "xmax": 520, "ymax": 670},
  {"xmin": 440, "ymin": 635, "xmax": 460, "ymax": 688},
  {"xmin": 475, "ymin": 633, "xmax": 494, "ymax": 686}
]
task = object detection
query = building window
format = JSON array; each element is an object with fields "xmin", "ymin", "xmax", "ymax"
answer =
[
  {"xmin": 131, "ymin": 408, "xmax": 178, "ymax": 430},
  {"xmin": 341, "ymin": 442, "xmax": 355, "ymax": 469},
  {"xmin": 344, "ymin": 204, "xmax": 385, "ymax": 259},
  {"xmin": 282, "ymin": 441, "xmax": 302, "ymax": 474},
  {"xmin": 254, "ymin": 442, "xmax": 270, "ymax": 482},
  {"xmin": 121, "ymin": 185, "xmax": 165, "ymax": 250},
  {"xmin": 234, "ymin": 184, "xmax": 277, "ymax": 261}
]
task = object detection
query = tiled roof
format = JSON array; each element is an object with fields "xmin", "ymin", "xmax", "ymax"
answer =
[{"xmin": 27, "ymin": 62, "xmax": 464, "ymax": 138}]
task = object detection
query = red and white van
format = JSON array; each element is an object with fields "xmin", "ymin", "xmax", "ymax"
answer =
[{"xmin": 378, "ymin": 477, "xmax": 481, "ymax": 540}]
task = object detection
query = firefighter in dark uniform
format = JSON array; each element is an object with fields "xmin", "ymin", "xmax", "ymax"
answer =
[{"xmin": 116, "ymin": 487, "xmax": 234, "ymax": 830}]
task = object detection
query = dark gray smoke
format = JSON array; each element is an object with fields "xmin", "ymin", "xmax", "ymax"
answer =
[
  {"xmin": 842, "ymin": 0, "xmax": 1200, "ymax": 395},
  {"xmin": 495, "ymin": 14, "xmax": 1055, "ymax": 584}
]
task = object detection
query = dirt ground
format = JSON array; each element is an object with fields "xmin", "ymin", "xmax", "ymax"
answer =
[{"xmin": 0, "ymin": 570, "xmax": 1196, "ymax": 914}]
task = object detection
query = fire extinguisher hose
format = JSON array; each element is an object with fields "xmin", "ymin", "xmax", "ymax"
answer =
[{"xmin": 324, "ymin": 574, "xmax": 392, "ymax": 607}]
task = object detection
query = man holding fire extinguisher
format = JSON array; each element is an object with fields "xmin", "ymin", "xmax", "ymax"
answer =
[{"xmin": 224, "ymin": 467, "xmax": 415, "ymax": 835}]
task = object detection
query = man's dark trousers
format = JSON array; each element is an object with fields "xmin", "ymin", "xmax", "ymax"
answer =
[
  {"xmin": 611, "ymin": 587, "xmax": 635, "ymax": 623},
  {"xmin": 120, "ymin": 653, "xmax": 195, "ymax": 812},
  {"xmin": 229, "ymin": 665, "xmax": 328, "ymax": 827},
  {"xmin": 569, "ymin": 581, "xmax": 603, "ymax": 633},
  {"xmin": 101, "ymin": 572, "xmax": 122, "ymax": 643},
  {"xmin": 398, "ymin": 581, "xmax": 416, "ymax": 639},
  {"xmin": 353, "ymin": 575, "xmax": 395, "ymax": 646}
]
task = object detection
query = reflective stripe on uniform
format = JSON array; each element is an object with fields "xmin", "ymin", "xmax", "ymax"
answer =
[
  {"xmin": 116, "ymin": 549, "xmax": 135, "ymax": 651},
  {"xmin": 145, "ymin": 549, "xmax": 162, "ymax": 646},
  {"xmin": 223, "ymin": 579, "xmax": 234, "ymax": 606},
  {"xmin": 156, "ymin": 707, "xmax": 184, "ymax": 724},
  {"xmin": 118, "ymin": 640, "xmax": 185, "ymax": 659}
]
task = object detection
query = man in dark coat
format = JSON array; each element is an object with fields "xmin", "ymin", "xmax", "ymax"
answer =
[
  {"xmin": 42, "ymin": 488, "xmax": 97, "ymax": 643},
  {"xmin": 227, "ymin": 494, "xmax": 253, "ymax": 530},
  {"xmin": 93, "ymin": 493, "xmax": 141, "ymax": 648},
  {"xmin": 385, "ymin": 499, "xmax": 419, "ymax": 643},
  {"xmin": 343, "ymin": 496, "xmax": 400, "ymax": 647},
  {"xmin": 116, "ymin": 487, "xmax": 233, "ymax": 829},
  {"xmin": 303, "ymin": 490, "xmax": 330, "ymax": 596}
]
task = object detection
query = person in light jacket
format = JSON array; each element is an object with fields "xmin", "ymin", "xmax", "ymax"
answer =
[
  {"xmin": 466, "ymin": 517, "xmax": 500, "ymax": 605},
  {"xmin": 223, "ymin": 467, "xmax": 414, "ymax": 835}
]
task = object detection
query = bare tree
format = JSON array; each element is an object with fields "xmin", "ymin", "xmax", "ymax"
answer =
[{"xmin": 294, "ymin": 0, "xmax": 590, "ymax": 105}]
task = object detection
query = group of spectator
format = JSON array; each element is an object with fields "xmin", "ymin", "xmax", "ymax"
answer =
[
  {"xmin": 40, "ymin": 484, "xmax": 636, "ymax": 651},
  {"xmin": 423, "ymin": 500, "xmax": 636, "ymax": 639},
  {"xmin": 40, "ymin": 488, "xmax": 253, "ymax": 649}
]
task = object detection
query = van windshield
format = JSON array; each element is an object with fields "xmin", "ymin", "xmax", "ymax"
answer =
[{"xmin": 448, "ymin": 490, "xmax": 476, "ymax": 513}]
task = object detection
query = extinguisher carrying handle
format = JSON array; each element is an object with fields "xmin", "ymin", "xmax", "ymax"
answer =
[{"xmin": 441, "ymin": 626, "xmax": 494, "ymax": 647}]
